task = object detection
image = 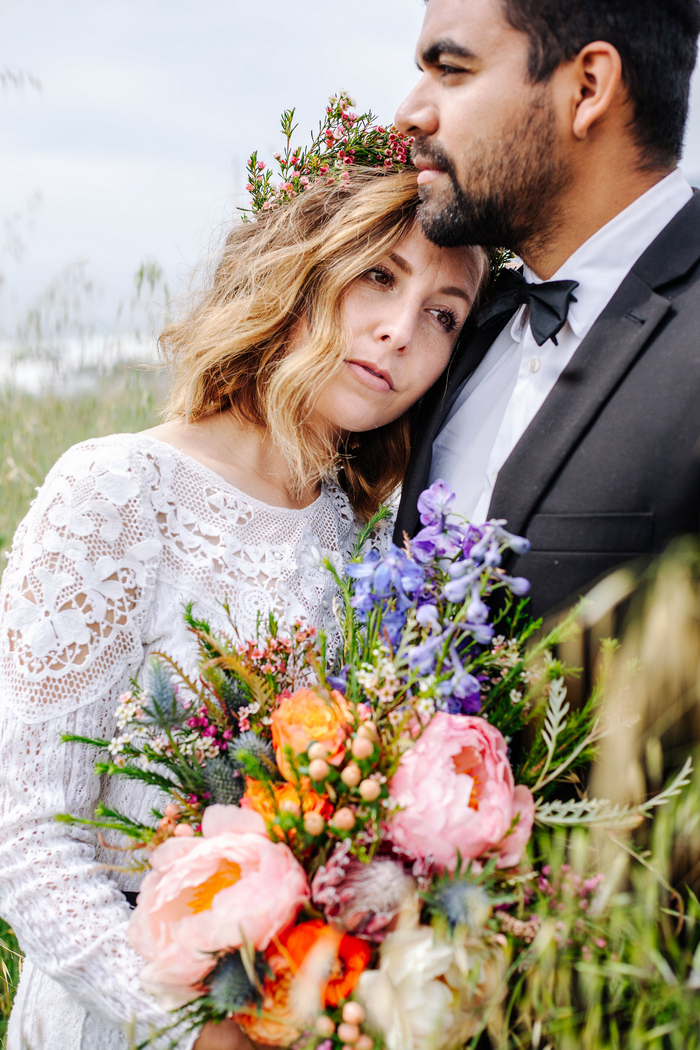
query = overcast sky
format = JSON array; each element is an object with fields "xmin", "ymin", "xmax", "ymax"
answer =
[{"xmin": 3, "ymin": 0, "xmax": 700, "ymax": 341}]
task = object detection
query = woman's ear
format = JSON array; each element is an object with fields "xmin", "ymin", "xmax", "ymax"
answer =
[{"xmin": 569, "ymin": 41, "xmax": 624, "ymax": 141}]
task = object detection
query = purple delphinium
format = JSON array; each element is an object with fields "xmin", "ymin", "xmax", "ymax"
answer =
[
  {"xmin": 327, "ymin": 667, "xmax": 348, "ymax": 693},
  {"xmin": 408, "ymin": 631, "xmax": 450, "ymax": 675},
  {"xmin": 344, "ymin": 480, "xmax": 531, "ymax": 715},
  {"xmin": 345, "ymin": 544, "xmax": 426, "ymax": 614},
  {"xmin": 416, "ymin": 479, "xmax": 455, "ymax": 527},
  {"xmin": 447, "ymin": 670, "xmax": 482, "ymax": 715}
]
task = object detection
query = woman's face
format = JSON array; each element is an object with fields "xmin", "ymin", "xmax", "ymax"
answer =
[{"xmin": 311, "ymin": 223, "xmax": 481, "ymax": 435}]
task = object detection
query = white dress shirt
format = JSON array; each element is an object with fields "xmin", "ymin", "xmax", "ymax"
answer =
[{"xmin": 430, "ymin": 168, "xmax": 694, "ymax": 522}]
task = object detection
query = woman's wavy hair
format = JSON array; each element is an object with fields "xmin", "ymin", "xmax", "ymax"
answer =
[{"xmin": 161, "ymin": 167, "xmax": 487, "ymax": 520}]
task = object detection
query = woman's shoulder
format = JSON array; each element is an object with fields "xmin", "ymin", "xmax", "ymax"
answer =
[
  {"xmin": 49, "ymin": 431, "xmax": 173, "ymax": 472},
  {"xmin": 12, "ymin": 433, "xmax": 180, "ymax": 551},
  {"xmin": 41, "ymin": 432, "xmax": 181, "ymax": 497}
]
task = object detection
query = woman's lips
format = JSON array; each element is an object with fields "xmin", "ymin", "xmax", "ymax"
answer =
[{"xmin": 346, "ymin": 360, "xmax": 393, "ymax": 393}]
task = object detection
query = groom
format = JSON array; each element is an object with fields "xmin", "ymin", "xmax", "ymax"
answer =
[{"xmin": 393, "ymin": 0, "xmax": 700, "ymax": 618}]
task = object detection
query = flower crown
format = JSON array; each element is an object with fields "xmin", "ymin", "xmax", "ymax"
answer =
[{"xmin": 243, "ymin": 91, "xmax": 415, "ymax": 216}]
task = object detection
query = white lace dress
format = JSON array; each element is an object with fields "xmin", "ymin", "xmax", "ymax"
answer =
[{"xmin": 0, "ymin": 433, "xmax": 360, "ymax": 1050}]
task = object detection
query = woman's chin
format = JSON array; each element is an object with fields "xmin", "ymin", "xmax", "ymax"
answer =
[
  {"xmin": 311, "ymin": 405, "xmax": 399, "ymax": 438},
  {"xmin": 336, "ymin": 416, "xmax": 395, "ymax": 435}
]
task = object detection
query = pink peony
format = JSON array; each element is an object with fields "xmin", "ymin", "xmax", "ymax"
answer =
[
  {"xmin": 386, "ymin": 713, "xmax": 534, "ymax": 872},
  {"xmin": 128, "ymin": 806, "xmax": 309, "ymax": 1007}
]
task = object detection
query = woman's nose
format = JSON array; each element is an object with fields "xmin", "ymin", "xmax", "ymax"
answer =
[
  {"xmin": 376, "ymin": 301, "xmax": 419, "ymax": 352},
  {"xmin": 395, "ymin": 81, "xmax": 439, "ymax": 137}
]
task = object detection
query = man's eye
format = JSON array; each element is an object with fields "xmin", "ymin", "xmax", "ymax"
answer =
[{"xmin": 438, "ymin": 63, "xmax": 465, "ymax": 76}]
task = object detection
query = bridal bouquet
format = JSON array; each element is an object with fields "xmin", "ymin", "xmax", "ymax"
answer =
[{"xmin": 60, "ymin": 483, "xmax": 690, "ymax": 1050}]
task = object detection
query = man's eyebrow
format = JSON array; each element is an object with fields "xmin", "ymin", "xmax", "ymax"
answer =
[{"xmin": 420, "ymin": 38, "xmax": 478, "ymax": 66}]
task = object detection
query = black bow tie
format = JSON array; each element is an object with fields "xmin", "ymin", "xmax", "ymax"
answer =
[{"xmin": 476, "ymin": 268, "xmax": 579, "ymax": 347}]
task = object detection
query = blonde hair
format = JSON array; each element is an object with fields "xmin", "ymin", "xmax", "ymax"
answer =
[{"xmin": 160, "ymin": 167, "xmax": 487, "ymax": 520}]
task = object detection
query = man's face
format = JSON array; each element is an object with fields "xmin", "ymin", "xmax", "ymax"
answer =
[{"xmin": 395, "ymin": 0, "xmax": 571, "ymax": 254}]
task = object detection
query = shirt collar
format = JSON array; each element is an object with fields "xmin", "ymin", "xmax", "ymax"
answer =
[
  {"xmin": 522, "ymin": 168, "xmax": 693, "ymax": 342},
  {"xmin": 508, "ymin": 303, "xmax": 528, "ymax": 343}
]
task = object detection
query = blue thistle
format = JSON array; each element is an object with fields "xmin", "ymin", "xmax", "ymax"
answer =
[
  {"xmin": 232, "ymin": 731, "xmax": 273, "ymax": 763},
  {"xmin": 202, "ymin": 757, "xmax": 245, "ymax": 806},
  {"xmin": 141, "ymin": 658, "xmax": 183, "ymax": 729},
  {"xmin": 231, "ymin": 731, "xmax": 280, "ymax": 780},
  {"xmin": 202, "ymin": 952, "xmax": 266, "ymax": 1019},
  {"xmin": 428, "ymin": 878, "xmax": 491, "ymax": 934},
  {"xmin": 219, "ymin": 673, "xmax": 251, "ymax": 717}
]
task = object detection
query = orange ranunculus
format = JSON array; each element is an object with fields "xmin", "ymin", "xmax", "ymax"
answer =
[
  {"xmin": 236, "ymin": 964, "xmax": 302, "ymax": 1047},
  {"xmin": 271, "ymin": 688, "xmax": 349, "ymax": 781},
  {"xmin": 237, "ymin": 919, "xmax": 373, "ymax": 1044},
  {"xmin": 276, "ymin": 919, "xmax": 372, "ymax": 1008},
  {"xmin": 242, "ymin": 777, "xmax": 332, "ymax": 825}
]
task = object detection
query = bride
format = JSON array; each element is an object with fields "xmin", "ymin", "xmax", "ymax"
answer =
[{"xmin": 0, "ymin": 165, "xmax": 486, "ymax": 1049}]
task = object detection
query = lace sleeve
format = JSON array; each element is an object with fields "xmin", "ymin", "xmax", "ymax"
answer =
[
  {"xmin": 0, "ymin": 438, "xmax": 196, "ymax": 1047},
  {"xmin": 0, "ymin": 439, "xmax": 162, "ymax": 722}
]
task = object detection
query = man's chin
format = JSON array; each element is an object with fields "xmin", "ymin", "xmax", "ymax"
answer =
[{"xmin": 417, "ymin": 192, "xmax": 481, "ymax": 249}]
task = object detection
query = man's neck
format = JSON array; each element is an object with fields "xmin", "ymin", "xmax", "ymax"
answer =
[{"xmin": 521, "ymin": 165, "xmax": 676, "ymax": 280}]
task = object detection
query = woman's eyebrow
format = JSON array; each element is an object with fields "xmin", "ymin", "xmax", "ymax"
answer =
[
  {"xmin": 440, "ymin": 286, "xmax": 473, "ymax": 304},
  {"xmin": 388, "ymin": 251, "xmax": 412, "ymax": 275},
  {"xmin": 388, "ymin": 254, "xmax": 473, "ymax": 303}
]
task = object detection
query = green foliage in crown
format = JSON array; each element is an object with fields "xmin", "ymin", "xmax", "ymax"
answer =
[{"xmin": 243, "ymin": 91, "xmax": 414, "ymax": 217}]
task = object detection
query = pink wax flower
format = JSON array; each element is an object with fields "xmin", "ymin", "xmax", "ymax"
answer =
[
  {"xmin": 128, "ymin": 806, "xmax": 309, "ymax": 1008},
  {"xmin": 386, "ymin": 713, "xmax": 534, "ymax": 872}
]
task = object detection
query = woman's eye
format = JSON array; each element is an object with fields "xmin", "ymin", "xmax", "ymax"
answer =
[
  {"xmin": 430, "ymin": 308, "xmax": 459, "ymax": 333},
  {"xmin": 364, "ymin": 267, "xmax": 392, "ymax": 286}
]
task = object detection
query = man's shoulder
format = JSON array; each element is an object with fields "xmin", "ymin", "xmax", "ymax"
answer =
[{"xmin": 634, "ymin": 189, "xmax": 700, "ymax": 293}]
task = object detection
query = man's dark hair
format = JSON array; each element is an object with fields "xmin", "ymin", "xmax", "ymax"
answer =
[{"xmin": 501, "ymin": 0, "xmax": 700, "ymax": 169}]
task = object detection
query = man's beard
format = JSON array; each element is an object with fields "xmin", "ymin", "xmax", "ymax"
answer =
[{"xmin": 415, "ymin": 91, "xmax": 571, "ymax": 257}]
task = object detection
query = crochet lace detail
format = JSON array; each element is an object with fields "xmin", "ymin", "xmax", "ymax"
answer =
[{"xmin": 0, "ymin": 433, "xmax": 365, "ymax": 1050}]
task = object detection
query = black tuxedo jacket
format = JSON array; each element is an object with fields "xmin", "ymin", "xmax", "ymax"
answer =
[{"xmin": 394, "ymin": 191, "xmax": 700, "ymax": 619}]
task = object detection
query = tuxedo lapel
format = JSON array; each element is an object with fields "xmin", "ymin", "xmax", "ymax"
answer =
[
  {"xmin": 488, "ymin": 270, "xmax": 672, "ymax": 536},
  {"xmin": 488, "ymin": 191, "xmax": 700, "ymax": 535},
  {"xmin": 486, "ymin": 191, "xmax": 700, "ymax": 533},
  {"xmin": 393, "ymin": 316, "xmax": 512, "ymax": 540}
]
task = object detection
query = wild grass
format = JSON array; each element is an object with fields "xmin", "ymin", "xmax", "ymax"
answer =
[
  {"xmin": 493, "ymin": 781, "xmax": 700, "ymax": 1050},
  {"xmin": 0, "ymin": 918, "xmax": 22, "ymax": 1047},
  {"xmin": 0, "ymin": 366, "xmax": 166, "ymax": 563},
  {"xmin": 0, "ymin": 366, "xmax": 165, "ymax": 1043}
]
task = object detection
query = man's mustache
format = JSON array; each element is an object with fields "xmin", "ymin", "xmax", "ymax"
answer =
[{"xmin": 410, "ymin": 138, "xmax": 458, "ymax": 181}]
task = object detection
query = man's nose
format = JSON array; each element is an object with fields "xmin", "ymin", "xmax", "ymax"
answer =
[{"xmin": 395, "ymin": 81, "xmax": 439, "ymax": 137}]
